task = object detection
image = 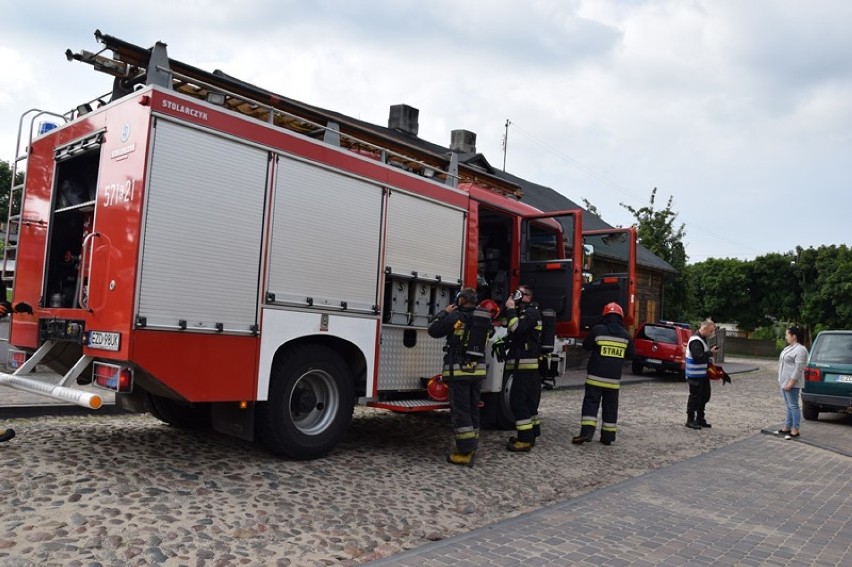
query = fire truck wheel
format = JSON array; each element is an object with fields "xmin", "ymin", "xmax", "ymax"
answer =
[
  {"xmin": 481, "ymin": 372, "xmax": 515, "ymax": 431},
  {"xmin": 257, "ymin": 345, "xmax": 354, "ymax": 460},
  {"xmin": 145, "ymin": 394, "xmax": 212, "ymax": 429}
]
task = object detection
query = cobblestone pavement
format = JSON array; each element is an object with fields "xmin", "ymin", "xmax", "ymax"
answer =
[
  {"xmin": 369, "ymin": 432, "xmax": 852, "ymax": 567},
  {"xmin": 1, "ymin": 358, "xmax": 848, "ymax": 566}
]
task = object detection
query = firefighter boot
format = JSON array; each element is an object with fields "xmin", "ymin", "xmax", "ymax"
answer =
[
  {"xmin": 508, "ymin": 436, "xmax": 535, "ymax": 448},
  {"xmin": 600, "ymin": 432, "xmax": 616, "ymax": 446},
  {"xmin": 572, "ymin": 425, "xmax": 595, "ymax": 445},
  {"xmin": 506, "ymin": 439, "xmax": 532, "ymax": 452},
  {"xmin": 447, "ymin": 450, "xmax": 476, "ymax": 468},
  {"xmin": 685, "ymin": 412, "xmax": 701, "ymax": 429},
  {"xmin": 0, "ymin": 428, "xmax": 16, "ymax": 443}
]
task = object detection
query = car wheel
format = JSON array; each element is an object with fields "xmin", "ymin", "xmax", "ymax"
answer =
[
  {"xmin": 631, "ymin": 360, "xmax": 643, "ymax": 375},
  {"xmin": 802, "ymin": 401, "xmax": 819, "ymax": 421},
  {"xmin": 256, "ymin": 345, "xmax": 354, "ymax": 460}
]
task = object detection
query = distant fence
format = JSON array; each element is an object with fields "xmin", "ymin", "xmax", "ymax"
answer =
[{"xmin": 724, "ymin": 336, "xmax": 778, "ymax": 358}]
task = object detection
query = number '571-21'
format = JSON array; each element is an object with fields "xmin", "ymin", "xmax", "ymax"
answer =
[{"xmin": 102, "ymin": 180, "xmax": 134, "ymax": 207}]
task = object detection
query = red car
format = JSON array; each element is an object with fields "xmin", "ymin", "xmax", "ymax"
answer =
[{"xmin": 631, "ymin": 321, "xmax": 692, "ymax": 377}]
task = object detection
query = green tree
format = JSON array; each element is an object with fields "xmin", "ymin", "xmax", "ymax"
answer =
[
  {"xmin": 687, "ymin": 245, "xmax": 851, "ymax": 341},
  {"xmin": 0, "ymin": 159, "xmax": 23, "ymax": 224},
  {"xmin": 796, "ymin": 244, "xmax": 852, "ymax": 338},
  {"xmin": 686, "ymin": 257, "xmax": 750, "ymax": 325},
  {"xmin": 620, "ymin": 187, "xmax": 688, "ymax": 320},
  {"xmin": 744, "ymin": 252, "xmax": 799, "ymax": 329}
]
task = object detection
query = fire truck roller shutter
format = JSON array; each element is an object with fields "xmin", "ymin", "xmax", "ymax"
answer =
[
  {"xmin": 139, "ymin": 119, "xmax": 267, "ymax": 332},
  {"xmin": 376, "ymin": 192, "xmax": 465, "ymax": 391},
  {"xmin": 267, "ymin": 157, "xmax": 383, "ymax": 312},
  {"xmin": 384, "ymin": 191, "xmax": 464, "ymax": 284}
]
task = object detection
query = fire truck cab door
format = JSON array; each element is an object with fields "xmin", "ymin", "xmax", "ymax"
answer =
[
  {"xmin": 519, "ymin": 210, "xmax": 580, "ymax": 322},
  {"xmin": 579, "ymin": 228, "xmax": 637, "ymax": 329}
]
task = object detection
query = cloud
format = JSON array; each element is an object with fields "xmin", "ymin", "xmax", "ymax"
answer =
[{"xmin": 0, "ymin": 0, "xmax": 849, "ymax": 263}]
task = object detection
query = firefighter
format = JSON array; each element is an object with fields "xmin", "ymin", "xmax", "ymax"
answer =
[
  {"xmin": 427, "ymin": 287, "xmax": 487, "ymax": 467},
  {"xmin": 572, "ymin": 302, "xmax": 634, "ymax": 446},
  {"xmin": 504, "ymin": 285, "xmax": 544, "ymax": 452},
  {"xmin": 0, "ymin": 277, "xmax": 33, "ymax": 443},
  {"xmin": 685, "ymin": 319, "xmax": 719, "ymax": 429}
]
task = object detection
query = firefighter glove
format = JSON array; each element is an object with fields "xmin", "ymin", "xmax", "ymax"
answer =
[
  {"xmin": 0, "ymin": 301, "xmax": 10, "ymax": 318},
  {"xmin": 13, "ymin": 302, "xmax": 33, "ymax": 315},
  {"xmin": 722, "ymin": 374, "xmax": 732, "ymax": 385},
  {"xmin": 491, "ymin": 337, "xmax": 506, "ymax": 362}
]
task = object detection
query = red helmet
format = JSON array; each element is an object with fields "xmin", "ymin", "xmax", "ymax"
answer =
[
  {"xmin": 602, "ymin": 302, "xmax": 624, "ymax": 318},
  {"xmin": 426, "ymin": 374, "xmax": 448, "ymax": 402},
  {"xmin": 479, "ymin": 299, "xmax": 501, "ymax": 321}
]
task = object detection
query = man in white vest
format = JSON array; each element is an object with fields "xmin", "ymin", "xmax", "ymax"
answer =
[{"xmin": 684, "ymin": 319, "xmax": 719, "ymax": 429}]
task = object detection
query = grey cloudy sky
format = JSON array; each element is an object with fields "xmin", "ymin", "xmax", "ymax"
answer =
[{"xmin": 1, "ymin": 0, "xmax": 849, "ymax": 263}]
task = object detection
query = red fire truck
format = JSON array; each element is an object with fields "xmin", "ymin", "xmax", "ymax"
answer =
[{"xmin": 1, "ymin": 31, "xmax": 635, "ymax": 459}]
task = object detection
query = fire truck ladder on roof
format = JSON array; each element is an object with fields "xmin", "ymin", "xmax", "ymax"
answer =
[
  {"xmin": 64, "ymin": 29, "xmax": 523, "ymax": 199},
  {"xmin": 2, "ymin": 109, "xmax": 70, "ymax": 292}
]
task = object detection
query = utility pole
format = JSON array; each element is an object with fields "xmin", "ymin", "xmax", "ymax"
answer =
[{"xmin": 502, "ymin": 119, "xmax": 511, "ymax": 171}]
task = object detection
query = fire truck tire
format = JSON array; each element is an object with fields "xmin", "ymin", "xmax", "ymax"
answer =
[
  {"xmin": 481, "ymin": 372, "xmax": 515, "ymax": 431},
  {"xmin": 145, "ymin": 394, "xmax": 212, "ymax": 429},
  {"xmin": 257, "ymin": 345, "xmax": 354, "ymax": 460}
]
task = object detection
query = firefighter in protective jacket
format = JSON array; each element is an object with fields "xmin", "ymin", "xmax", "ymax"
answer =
[
  {"xmin": 572, "ymin": 302, "xmax": 634, "ymax": 446},
  {"xmin": 504, "ymin": 285, "xmax": 544, "ymax": 452},
  {"xmin": 427, "ymin": 287, "xmax": 488, "ymax": 467}
]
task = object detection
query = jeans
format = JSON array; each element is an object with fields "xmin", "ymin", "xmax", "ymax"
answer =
[{"xmin": 781, "ymin": 387, "xmax": 801, "ymax": 430}]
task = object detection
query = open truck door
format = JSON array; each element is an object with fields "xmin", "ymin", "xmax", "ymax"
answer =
[
  {"xmin": 579, "ymin": 226, "xmax": 637, "ymax": 330},
  {"xmin": 519, "ymin": 209, "xmax": 583, "ymax": 338}
]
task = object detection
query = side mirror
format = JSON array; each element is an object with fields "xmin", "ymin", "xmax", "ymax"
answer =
[{"xmin": 583, "ymin": 243, "xmax": 594, "ymax": 272}]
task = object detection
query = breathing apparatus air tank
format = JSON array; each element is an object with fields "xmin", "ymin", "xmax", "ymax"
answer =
[
  {"xmin": 464, "ymin": 307, "xmax": 493, "ymax": 359},
  {"xmin": 540, "ymin": 308, "xmax": 556, "ymax": 354}
]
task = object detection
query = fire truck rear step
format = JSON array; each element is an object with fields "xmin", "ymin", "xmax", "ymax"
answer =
[
  {"xmin": 0, "ymin": 340, "xmax": 101, "ymax": 409},
  {"xmin": 367, "ymin": 400, "xmax": 450, "ymax": 412}
]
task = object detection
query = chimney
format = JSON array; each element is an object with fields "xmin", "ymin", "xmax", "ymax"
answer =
[
  {"xmin": 450, "ymin": 129, "xmax": 477, "ymax": 154},
  {"xmin": 388, "ymin": 104, "xmax": 419, "ymax": 136}
]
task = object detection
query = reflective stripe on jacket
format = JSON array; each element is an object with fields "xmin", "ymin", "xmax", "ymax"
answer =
[
  {"xmin": 685, "ymin": 334, "xmax": 710, "ymax": 379},
  {"xmin": 583, "ymin": 316, "xmax": 633, "ymax": 382}
]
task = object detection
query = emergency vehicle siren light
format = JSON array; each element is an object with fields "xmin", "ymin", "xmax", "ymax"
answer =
[{"xmin": 37, "ymin": 122, "xmax": 58, "ymax": 135}]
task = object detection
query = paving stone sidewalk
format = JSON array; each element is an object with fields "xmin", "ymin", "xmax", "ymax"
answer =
[{"xmin": 369, "ymin": 433, "xmax": 851, "ymax": 566}]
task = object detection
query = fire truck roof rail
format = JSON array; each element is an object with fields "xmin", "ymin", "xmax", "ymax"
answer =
[{"xmin": 66, "ymin": 30, "xmax": 522, "ymax": 199}]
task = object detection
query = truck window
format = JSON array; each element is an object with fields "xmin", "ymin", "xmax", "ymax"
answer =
[
  {"xmin": 476, "ymin": 207, "xmax": 513, "ymax": 302},
  {"xmin": 526, "ymin": 222, "xmax": 560, "ymax": 261}
]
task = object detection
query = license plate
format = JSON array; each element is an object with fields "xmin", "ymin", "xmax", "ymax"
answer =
[
  {"xmin": 645, "ymin": 358, "xmax": 662, "ymax": 365},
  {"xmin": 88, "ymin": 331, "xmax": 120, "ymax": 351},
  {"xmin": 837, "ymin": 375, "xmax": 852, "ymax": 383}
]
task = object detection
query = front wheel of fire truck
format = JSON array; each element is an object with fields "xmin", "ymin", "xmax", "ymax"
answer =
[{"xmin": 257, "ymin": 345, "xmax": 354, "ymax": 460}]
